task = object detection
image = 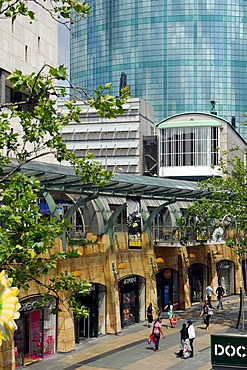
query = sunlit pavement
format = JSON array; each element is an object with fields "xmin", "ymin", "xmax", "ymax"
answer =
[{"xmin": 31, "ymin": 295, "xmax": 244, "ymax": 370}]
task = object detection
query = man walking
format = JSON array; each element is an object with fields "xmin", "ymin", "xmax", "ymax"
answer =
[
  {"xmin": 187, "ymin": 320, "xmax": 196, "ymax": 358},
  {"xmin": 206, "ymin": 285, "xmax": 214, "ymax": 308},
  {"xmin": 216, "ymin": 283, "xmax": 225, "ymax": 309}
]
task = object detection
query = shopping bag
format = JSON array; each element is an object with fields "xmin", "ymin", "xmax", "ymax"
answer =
[
  {"xmin": 148, "ymin": 333, "xmax": 156, "ymax": 345},
  {"xmin": 171, "ymin": 315, "xmax": 177, "ymax": 326}
]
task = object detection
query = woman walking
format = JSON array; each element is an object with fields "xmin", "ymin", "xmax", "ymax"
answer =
[
  {"xmin": 164, "ymin": 301, "xmax": 174, "ymax": 329},
  {"xmin": 176, "ymin": 322, "xmax": 189, "ymax": 357},
  {"xmin": 200, "ymin": 301, "xmax": 213, "ymax": 330},
  {"xmin": 153, "ymin": 318, "xmax": 165, "ymax": 351}
]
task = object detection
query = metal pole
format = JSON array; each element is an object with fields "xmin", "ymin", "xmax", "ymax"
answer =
[
  {"xmin": 243, "ymin": 254, "xmax": 246, "ymax": 331},
  {"xmin": 243, "ymin": 294, "xmax": 245, "ymax": 331},
  {"xmin": 236, "ymin": 288, "xmax": 242, "ymax": 329}
]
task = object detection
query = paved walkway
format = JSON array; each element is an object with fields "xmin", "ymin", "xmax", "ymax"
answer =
[{"xmin": 31, "ymin": 295, "xmax": 246, "ymax": 370}]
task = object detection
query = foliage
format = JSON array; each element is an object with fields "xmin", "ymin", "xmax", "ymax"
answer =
[
  {"xmin": 0, "ymin": 0, "xmax": 91, "ymax": 27},
  {"xmin": 0, "ymin": 65, "xmax": 129, "ymax": 185},
  {"xmin": 68, "ymin": 238, "xmax": 97, "ymax": 246},
  {"xmin": 0, "ymin": 1, "xmax": 130, "ymax": 319},
  {"xmin": 177, "ymin": 151, "xmax": 247, "ymax": 255}
]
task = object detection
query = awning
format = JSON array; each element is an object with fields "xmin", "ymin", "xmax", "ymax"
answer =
[{"xmin": 2, "ymin": 160, "xmax": 209, "ymax": 201}]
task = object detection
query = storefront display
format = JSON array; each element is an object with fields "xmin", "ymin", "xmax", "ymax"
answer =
[
  {"xmin": 119, "ymin": 275, "xmax": 145, "ymax": 327},
  {"xmin": 217, "ymin": 260, "xmax": 235, "ymax": 295},
  {"xmin": 156, "ymin": 268, "xmax": 179, "ymax": 311},
  {"xmin": 14, "ymin": 295, "xmax": 56, "ymax": 368},
  {"xmin": 74, "ymin": 283, "xmax": 106, "ymax": 343},
  {"xmin": 189, "ymin": 263, "xmax": 208, "ymax": 303}
]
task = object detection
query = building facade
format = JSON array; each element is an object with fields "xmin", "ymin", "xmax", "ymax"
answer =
[
  {"xmin": 60, "ymin": 98, "xmax": 155, "ymax": 174},
  {"xmin": 1, "ymin": 162, "xmax": 243, "ymax": 369},
  {"xmin": 0, "ymin": 3, "xmax": 57, "ymax": 102},
  {"xmin": 70, "ymin": 0, "xmax": 247, "ymax": 140},
  {"xmin": 157, "ymin": 112, "xmax": 247, "ymax": 180}
]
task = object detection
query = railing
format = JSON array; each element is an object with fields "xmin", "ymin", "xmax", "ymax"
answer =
[
  {"xmin": 67, "ymin": 227, "xmax": 85, "ymax": 240},
  {"xmin": 66, "ymin": 224, "xmax": 234, "ymax": 246},
  {"xmin": 152, "ymin": 226, "xmax": 199, "ymax": 245},
  {"xmin": 151, "ymin": 225, "xmax": 235, "ymax": 245},
  {"xmin": 152, "ymin": 226, "xmax": 181, "ymax": 244}
]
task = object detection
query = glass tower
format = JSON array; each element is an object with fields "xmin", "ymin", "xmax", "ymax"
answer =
[{"xmin": 70, "ymin": 0, "xmax": 247, "ymax": 140}]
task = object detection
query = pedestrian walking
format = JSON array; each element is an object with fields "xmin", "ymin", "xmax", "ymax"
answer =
[
  {"xmin": 216, "ymin": 283, "xmax": 225, "ymax": 309},
  {"xmin": 146, "ymin": 303, "xmax": 155, "ymax": 327},
  {"xmin": 164, "ymin": 301, "xmax": 174, "ymax": 328},
  {"xmin": 152, "ymin": 318, "xmax": 165, "ymax": 351},
  {"xmin": 206, "ymin": 285, "xmax": 214, "ymax": 308},
  {"xmin": 176, "ymin": 323, "xmax": 189, "ymax": 358},
  {"xmin": 200, "ymin": 301, "xmax": 213, "ymax": 330},
  {"xmin": 187, "ymin": 320, "xmax": 196, "ymax": 358}
]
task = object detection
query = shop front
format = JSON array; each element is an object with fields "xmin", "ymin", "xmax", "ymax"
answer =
[
  {"xmin": 189, "ymin": 263, "xmax": 208, "ymax": 303},
  {"xmin": 14, "ymin": 295, "xmax": 57, "ymax": 368},
  {"xmin": 156, "ymin": 268, "xmax": 179, "ymax": 312},
  {"xmin": 119, "ymin": 275, "xmax": 145, "ymax": 327},
  {"xmin": 74, "ymin": 283, "xmax": 106, "ymax": 343},
  {"xmin": 216, "ymin": 260, "xmax": 235, "ymax": 295}
]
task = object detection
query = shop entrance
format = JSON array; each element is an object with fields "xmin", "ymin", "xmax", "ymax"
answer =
[
  {"xmin": 217, "ymin": 260, "xmax": 235, "ymax": 295},
  {"xmin": 14, "ymin": 296, "xmax": 56, "ymax": 368},
  {"xmin": 74, "ymin": 283, "xmax": 106, "ymax": 343},
  {"xmin": 119, "ymin": 276, "xmax": 145, "ymax": 328},
  {"xmin": 156, "ymin": 269, "xmax": 179, "ymax": 313},
  {"xmin": 189, "ymin": 263, "xmax": 208, "ymax": 303}
]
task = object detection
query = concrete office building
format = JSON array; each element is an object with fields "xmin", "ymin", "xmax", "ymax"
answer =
[
  {"xmin": 60, "ymin": 98, "xmax": 155, "ymax": 174},
  {"xmin": 0, "ymin": 5, "xmax": 57, "ymax": 99},
  {"xmin": 0, "ymin": 4, "xmax": 58, "ymax": 164},
  {"xmin": 70, "ymin": 1, "xmax": 247, "ymax": 140}
]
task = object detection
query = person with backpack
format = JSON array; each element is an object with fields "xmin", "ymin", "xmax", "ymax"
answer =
[
  {"xmin": 146, "ymin": 303, "xmax": 155, "ymax": 327},
  {"xmin": 216, "ymin": 283, "xmax": 225, "ymax": 309}
]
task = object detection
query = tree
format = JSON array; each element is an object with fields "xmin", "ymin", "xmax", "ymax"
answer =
[
  {"xmin": 0, "ymin": 0, "xmax": 130, "ymax": 321},
  {"xmin": 178, "ymin": 151, "xmax": 247, "ymax": 254},
  {"xmin": 178, "ymin": 150, "xmax": 247, "ymax": 329},
  {"xmin": 0, "ymin": 0, "xmax": 91, "ymax": 27}
]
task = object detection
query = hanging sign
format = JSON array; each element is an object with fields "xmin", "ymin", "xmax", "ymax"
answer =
[
  {"xmin": 127, "ymin": 196, "xmax": 142, "ymax": 249},
  {"xmin": 164, "ymin": 270, "xmax": 172, "ymax": 279}
]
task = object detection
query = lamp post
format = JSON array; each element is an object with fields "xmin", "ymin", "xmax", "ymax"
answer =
[{"xmin": 222, "ymin": 214, "xmax": 245, "ymax": 331}]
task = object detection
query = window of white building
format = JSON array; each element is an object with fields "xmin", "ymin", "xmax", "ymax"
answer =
[{"xmin": 160, "ymin": 126, "xmax": 219, "ymax": 167}]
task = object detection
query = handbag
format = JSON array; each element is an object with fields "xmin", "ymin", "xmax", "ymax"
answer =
[
  {"xmin": 171, "ymin": 315, "xmax": 177, "ymax": 326},
  {"xmin": 148, "ymin": 333, "xmax": 156, "ymax": 345}
]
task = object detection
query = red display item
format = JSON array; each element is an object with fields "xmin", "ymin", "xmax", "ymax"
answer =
[{"xmin": 171, "ymin": 315, "xmax": 177, "ymax": 326}]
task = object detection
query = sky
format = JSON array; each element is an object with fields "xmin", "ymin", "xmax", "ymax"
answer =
[{"xmin": 58, "ymin": 23, "xmax": 70, "ymax": 75}]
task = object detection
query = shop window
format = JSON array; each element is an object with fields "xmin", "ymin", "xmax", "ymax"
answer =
[
  {"xmin": 14, "ymin": 296, "xmax": 57, "ymax": 368},
  {"xmin": 217, "ymin": 260, "xmax": 235, "ymax": 295}
]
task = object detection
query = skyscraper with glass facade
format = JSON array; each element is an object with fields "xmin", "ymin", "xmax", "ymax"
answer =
[{"xmin": 70, "ymin": 0, "xmax": 247, "ymax": 140}]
